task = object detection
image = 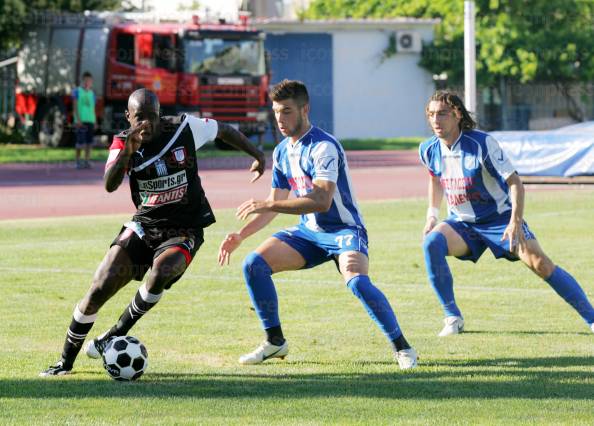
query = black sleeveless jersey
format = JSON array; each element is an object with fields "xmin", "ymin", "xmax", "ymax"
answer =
[{"xmin": 110, "ymin": 114, "xmax": 218, "ymax": 229}]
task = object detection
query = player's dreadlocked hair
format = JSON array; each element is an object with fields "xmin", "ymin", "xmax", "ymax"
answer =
[
  {"xmin": 427, "ymin": 91, "xmax": 476, "ymax": 130},
  {"xmin": 270, "ymin": 79, "xmax": 309, "ymax": 106}
]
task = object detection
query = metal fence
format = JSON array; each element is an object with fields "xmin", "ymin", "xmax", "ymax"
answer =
[{"xmin": 449, "ymin": 82, "xmax": 594, "ymax": 131}]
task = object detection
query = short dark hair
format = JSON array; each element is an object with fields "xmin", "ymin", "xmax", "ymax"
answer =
[
  {"xmin": 427, "ymin": 90, "xmax": 476, "ymax": 130},
  {"xmin": 82, "ymin": 71, "xmax": 93, "ymax": 79},
  {"xmin": 270, "ymin": 79, "xmax": 309, "ymax": 106},
  {"xmin": 127, "ymin": 88, "xmax": 160, "ymax": 112}
]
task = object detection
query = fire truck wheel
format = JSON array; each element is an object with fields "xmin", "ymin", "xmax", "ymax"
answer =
[{"xmin": 37, "ymin": 101, "xmax": 72, "ymax": 147}]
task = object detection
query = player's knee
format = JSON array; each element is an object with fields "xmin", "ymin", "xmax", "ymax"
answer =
[
  {"xmin": 423, "ymin": 232, "xmax": 448, "ymax": 256},
  {"xmin": 85, "ymin": 285, "xmax": 111, "ymax": 311},
  {"xmin": 340, "ymin": 257, "xmax": 358, "ymax": 275},
  {"xmin": 153, "ymin": 259, "xmax": 186, "ymax": 281},
  {"xmin": 242, "ymin": 252, "xmax": 272, "ymax": 282},
  {"xmin": 150, "ymin": 250, "xmax": 187, "ymax": 283},
  {"xmin": 147, "ymin": 268, "xmax": 181, "ymax": 293},
  {"xmin": 531, "ymin": 255, "xmax": 555, "ymax": 279}
]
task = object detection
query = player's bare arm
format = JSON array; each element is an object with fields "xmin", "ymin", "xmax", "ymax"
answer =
[
  {"xmin": 423, "ymin": 175, "xmax": 444, "ymax": 235},
  {"xmin": 501, "ymin": 172, "xmax": 526, "ymax": 252},
  {"xmin": 236, "ymin": 180, "xmax": 335, "ymax": 220},
  {"xmin": 218, "ymin": 187, "xmax": 290, "ymax": 265},
  {"xmin": 104, "ymin": 122, "xmax": 149, "ymax": 192},
  {"xmin": 217, "ymin": 122, "xmax": 266, "ymax": 182}
]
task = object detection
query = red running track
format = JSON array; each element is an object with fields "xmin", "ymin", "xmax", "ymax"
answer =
[{"xmin": 0, "ymin": 151, "xmax": 427, "ymax": 220}]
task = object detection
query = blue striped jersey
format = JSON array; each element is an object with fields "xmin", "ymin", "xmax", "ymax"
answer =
[
  {"xmin": 272, "ymin": 126, "xmax": 365, "ymax": 231},
  {"xmin": 419, "ymin": 130, "xmax": 516, "ymax": 223}
]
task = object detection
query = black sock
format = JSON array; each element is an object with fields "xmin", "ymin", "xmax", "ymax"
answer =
[
  {"xmin": 104, "ymin": 283, "xmax": 163, "ymax": 340},
  {"xmin": 265, "ymin": 325, "xmax": 285, "ymax": 346},
  {"xmin": 60, "ymin": 306, "xmax": 97, "ymax": 369},
  {"xmin": 391, "ymin": 334, "xmax": 411, "ymax": 352}
]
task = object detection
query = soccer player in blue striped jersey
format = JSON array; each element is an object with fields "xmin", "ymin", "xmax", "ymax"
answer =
[
  {"xmin": 420, "ymin": 91, "xmax": 594, "ymax": 337},
  {"xmin": 218, "ymin": 79, "xmax": 417, "ymax": 369}
]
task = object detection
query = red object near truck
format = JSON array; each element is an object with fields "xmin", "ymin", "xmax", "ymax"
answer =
[{"xmin": 16, "ymin": 12, "xmax": 271, "ymax": 147}]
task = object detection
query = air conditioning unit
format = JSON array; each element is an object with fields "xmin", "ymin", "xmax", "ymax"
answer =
[{"xmin": 395, "ymin": 31, "xmax": 422, "ymax": 53}]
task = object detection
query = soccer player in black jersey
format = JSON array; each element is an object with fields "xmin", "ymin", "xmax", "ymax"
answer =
[{"xmin": 40, "ymin": 89, "xmax": 265, "ymax": 376}]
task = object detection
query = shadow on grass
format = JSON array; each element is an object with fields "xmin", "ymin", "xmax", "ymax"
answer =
[
  {"xmin": 463, "ymin": 330, "xmax": 592, "ymax": 336},
  {"xmin": 4, "ymin": 356, "xmax": 593, "ymax": 400}
]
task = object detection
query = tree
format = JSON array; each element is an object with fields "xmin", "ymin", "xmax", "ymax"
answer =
[
  {"xmin": 0, "ymin": 0, "xmax": 121, "ymax": 50},
  {"xmin": 304, "ymin": 0, "xmax": 594, "ymax": 121},
  {"xmin": 177, "ymin": 0, "xmax": 200, "ymax": 11}
]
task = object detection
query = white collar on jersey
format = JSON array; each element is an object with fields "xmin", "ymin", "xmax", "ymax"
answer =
[{"xmin": 288, "ymin": 125, "xmax": 314, "ymax": 148}]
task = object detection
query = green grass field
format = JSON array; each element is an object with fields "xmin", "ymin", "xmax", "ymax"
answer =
[
  {"xmin": 0, "ymin": 144, "xmax": 258, "ymax": 164},
  {"xmin": 0, "ymin": 138, "xmax": 422, "ymax": 164},
  {"xmin": 1, "ymin": 191, "xmax": 593, "ymax": 424}
]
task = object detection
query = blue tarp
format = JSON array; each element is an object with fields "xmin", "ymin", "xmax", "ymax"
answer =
[{"xmin": 491, "ymin": 122, "xmax": 594, "ymax": 177}]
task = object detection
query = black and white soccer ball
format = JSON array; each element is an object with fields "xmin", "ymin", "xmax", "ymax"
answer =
[{"xmin": 102, "ymin": 336, "xmax": 148, "ymax": 381}]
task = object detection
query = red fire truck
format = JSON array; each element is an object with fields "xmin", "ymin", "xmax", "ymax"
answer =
[{"xmin": 16, "ymin": 12, "xmax": 271, "ymax": 146}]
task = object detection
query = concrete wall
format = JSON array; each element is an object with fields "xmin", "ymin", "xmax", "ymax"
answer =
[{"xmin": 332, "ymin": 31, "xmax": 434, "ymax": 139}]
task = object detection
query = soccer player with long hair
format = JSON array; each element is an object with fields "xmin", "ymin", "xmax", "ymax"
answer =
[{"xmin": 420, "ymin": 90, "xmax": 594, "ymax": 337}]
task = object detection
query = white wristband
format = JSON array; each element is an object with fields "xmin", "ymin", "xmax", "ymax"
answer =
[{"xmin": 426, "ymin": 207, "xmax": 439, "ymax": 220}]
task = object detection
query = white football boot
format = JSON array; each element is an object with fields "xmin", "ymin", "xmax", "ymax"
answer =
[
  {"xmin": 39, "ymin": 361, "xmax": 72, "ymax": 377},
  {"xmin": 590, "ymin": 323, "xmax": 594, "ymax": 334},
  {"xmin": 395, "ymin": 348, "xmax": 418, "ymax": 370},
  {"xmin": 239, "ymin": 340, "xmax": 289, "ymax": 365},
  {"xmin": 84, "ymin": 332, "xmax": 111, "ymax": 359},
  {"xmin": 438, "ymin": 316, "xmax": 464, "ymax": 337}
]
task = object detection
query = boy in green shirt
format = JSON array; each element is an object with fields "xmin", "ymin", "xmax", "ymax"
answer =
[{"xmin": 73, "ymin": 72, "xmax": 96, "ymax": 169}]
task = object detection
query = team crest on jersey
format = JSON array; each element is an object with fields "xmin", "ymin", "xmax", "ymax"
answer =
[
  {"xmin": 463, "ymin": 154, "xmax": 478, "ymax": 171},
  {"xmin": 172, "ymin": 147, "xmax": 187, "ymax": 166},
  {"xmin": 155, "ymin": 158, "xmax": 168, "ymax": 176}
]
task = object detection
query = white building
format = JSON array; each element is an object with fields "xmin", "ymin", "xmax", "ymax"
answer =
[{"xmin": 255, "ymin": 18, "xmax": 438, "ymax": 138}]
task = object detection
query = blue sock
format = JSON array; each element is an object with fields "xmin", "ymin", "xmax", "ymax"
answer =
[
  {"xmin": 346, "ymin": 275, "xmax": 402, "ymax": 341},
  {"xmin": 242, "ymin": 253, "xmax": 280, "ymax": 329},
  {"xmin": 423, "ymin": 232, "xmax": 462, "ymax": 317},
  {"xmin": 545, "ymin": 266, "xmax": 594, "ymax": 325}
]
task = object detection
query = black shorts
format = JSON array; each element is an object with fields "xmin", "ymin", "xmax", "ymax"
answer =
[{"xmin": 111, "ymin": 224, "xmax": 204, "ymax": 285}]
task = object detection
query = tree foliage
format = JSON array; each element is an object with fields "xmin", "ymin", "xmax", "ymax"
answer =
[
  {"xmin": 0, "ymin": 0, "xmax": 121, "ymax": 50},
  {"xmin": 305, "ymin": 0, "xmax": 594, "ymax": 119}
]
